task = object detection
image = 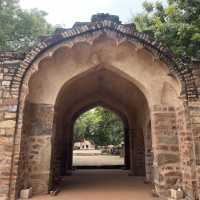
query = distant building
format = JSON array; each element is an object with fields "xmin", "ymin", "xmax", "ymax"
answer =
[{"xmin": 74, "ymin": 139, "xmax": 95, "ymax": 150}]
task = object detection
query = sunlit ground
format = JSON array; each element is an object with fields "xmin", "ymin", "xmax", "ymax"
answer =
[{"xmin": 73, "ymin": 155, "xmax": 124, "ymax": 166}]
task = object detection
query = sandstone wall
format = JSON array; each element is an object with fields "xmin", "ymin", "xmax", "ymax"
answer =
[
  {"xmin": 144, "ymin": 121, "xmax": 153, "ymax": 182},
  {"xmin": 21, "ymin": 102, "xmax": 54, "ymax": 195},
  {"xmin": 151, "ymin": 105, "xmax": 181, "ymax": 196},
  {"xmin": 0, "ymin": 56, "xmax": 22, "ymax": 200},
  {"xmin": 188, "ymin": 102, "xmax": 200, "ymax": 200}
]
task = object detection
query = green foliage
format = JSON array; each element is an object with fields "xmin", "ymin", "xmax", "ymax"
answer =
[
  {"xmin": 133, "ymin": 0, "xmax": 200, "ymax": 60},
  {"xmin": 73, "ymin": 106, "xmax": 124, "ymax": 146},
  {"xmin": 0, "ymin": 0, "xmax": 54, "ymax": 51}
]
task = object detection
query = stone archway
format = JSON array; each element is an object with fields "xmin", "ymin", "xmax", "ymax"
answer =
[
  {"xmin": 23, "ymin": 65, "xmax": 150, "ymax": 194},
  {"xmin": 17, "ymin": 31, "xmax": 183, "ymax": 197},
  {"xmin": 70, "ymin": 103, "xmax": 131, "ymax": 170},
  {"xmin": 21, "ymin": 32, "xmax": 179, "ymax": 198},
  {"xmin": 63, "ymin": 102, "xmax": 131, "ymax": 173},
  {"xmin": 0, "ymin": 14, "xmax": 199, "ymax": 200},
  {"xmin": 51, "ymin": 66, "xmax": 149, "ymax": 183}
]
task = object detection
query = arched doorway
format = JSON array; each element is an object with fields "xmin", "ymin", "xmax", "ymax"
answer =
[
  {"xmin": 72, "ymin": 105, "xmax": 128, "ymax": 169},
  {"xmin": 49, "ymin": 66, "xmax": 149, "ymax": 191},
  {"xmin": 20, "ymin": 60, "xmax": 152, "ymax": 196},
  {"xmin": 7, "ymin": 14, "xmax": 195, "ymax": 200}
]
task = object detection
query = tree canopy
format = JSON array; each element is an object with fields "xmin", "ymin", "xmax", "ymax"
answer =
[
  {"xmin": 0, "ymin": 0, "xmax": 53, "ymax": 51},
  {"xmin": 1, "ymin": 0, "xmax": 199, "ymax": 61},
  {"xmin": 73, "ymin": 106, "xmax": 124, "ymax": 146},
  {"xmin": 133, "ymin": 0, "xmax": 200, "ymax": 61}
]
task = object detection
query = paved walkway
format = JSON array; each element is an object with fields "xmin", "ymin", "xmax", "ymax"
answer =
[
  {"xmin": 32, "ymin": 170, "xmax": 156, "ymax": 200},
  {"xmin": 73, "ymin": 155, "xmax": 124, "ymax": 166}
]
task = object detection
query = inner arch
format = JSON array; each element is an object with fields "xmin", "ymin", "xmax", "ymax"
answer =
[
  {"xmin": 72, "ymin": 105, "xmax": 126, "ymax": 168},
  {"xmin": 49, "ymin": 66, "xmax": 151, "ymax": 189}
]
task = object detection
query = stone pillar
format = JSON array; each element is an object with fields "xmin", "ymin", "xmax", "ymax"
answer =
[
  {"xmin": 129, "ymin": 129, "xmax": 135, "ymax": 175},
  {"xmin": 134, "ymin": 126, "xmax": 145, "ymax": 176},
  {"xmin": 144, "ymin": 122, "xmax": 153, "ymax": 183},
  {"xmin": 124, "ymin": 128, "xmax": 130, "ymax": 169},
  {"xmin": 186, "ymin": 101, "xmax": 200, "ymax": 200},
  {"xmin": 176, "ymin": 105, "xmax": 194, "ymax": 200},
  {"xmin": 65, "ymin": 129, "xmax": 73, "ymax": 174},
  {"xmin": 51, "ymin": 113, "xmax": 64, "ymax": 183},
  {"xmin": 68, "ymin": 138, "xmax": 73, "ymax": 171},
  {"xmin": 23, "ymin": 102, "xmax": 54, "ymax": 195},
  {"xmin": 151, "ymin": 105, "xmax": 181, "ymax": 197},
  {"xmin": 191, "ymin": 105, "xmax": 200, "ymax": 200},
  {"xmin": 129, "ymin": 127, "xmax": 145, "ymax": 176}
]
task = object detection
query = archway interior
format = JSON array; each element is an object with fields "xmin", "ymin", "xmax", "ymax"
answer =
[
  {"xmin": 15, "ymin": 30, "xmax": 186, "ymax": 198},
  {"xmin": 72, "ymin": 105, "xmax": 126, "ymax": 169},
  {"xmin": 21, "ymin": 64, "xmax": 152, "ymax": 195},
  {"xmin": 52, "ymin": 67, "xmax": 151, "ymax": 185}
]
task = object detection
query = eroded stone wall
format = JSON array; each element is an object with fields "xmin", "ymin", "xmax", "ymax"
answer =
[
  {"xmin": 188, "ymin": 102, "xmax": 200, "ymax": 200},
  {"xmin": 0, "ymin": 57, "xmax": 22, "ymax": 200},
  {"xmin": 192, "ymin": 63, "xmax": 200, "ymax": 199},
  {"xmin": 19, "ymin": 102, "xmax": 54, "ymax": 195},
  {"xmin": 152, "ymin": 105, "xmax": 181, "ymax": 197},
  {"xmin": 133, "ymin": 127, "xmax": 145, "ymax": 176},
  {"xmin": 145, "ymin": 122, "xmax": 153, "ymax": 182},
  {"xmin": 175, "ymin": 101, "xmax": 200, "ymax": 200}
]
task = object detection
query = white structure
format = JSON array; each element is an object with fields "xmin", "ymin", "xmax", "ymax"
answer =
[{"xmin": 74, "ymin": 139, "xmax": 95, "ymax": 150}]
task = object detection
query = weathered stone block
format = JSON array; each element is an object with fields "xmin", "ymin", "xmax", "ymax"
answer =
[
  {"xmin": 0, "ymin": 120, "xmax": 16, "ymax": 128},
  {"xmin": 157, "ymin": 154, "xmax": 179, "ymax": 165},
  {"xmin": 2, "ymin": 81, "xmax": 10, "ymax": 86},
  {"xmin": 30, "ymin": 174, "xmax": 49, "ymax": 195},
  {"xmin": 170, "ymin": 189, "xmax": 184, "ymax": 199},
  {"xmin": 0, "ymin": 73, "xmax": 3, "ymax": 80},
  {"xmin": 4, "ymin": 112, "xmax": 16, "ymax": 119},
  {"xmin": 24, "ymin": 103, "xmax": 54, "ymax": 136},
  {"xmin": 20, "ymin": 187, "xmax": 32, "ymax": 199},
  {"xmin": 192, "ymin": 116, "xmax": 200, "ymax": 124},
  {"xmin": 8, "ymin": 105, "xmax": 17, "ymax": 112},
  {"xmin": 158, "ymin": 136, "xmax": 178, "ymax": 145},
  {"xmin": 0, "ymin": 128, "xmax": 5, "ymax": 135}
]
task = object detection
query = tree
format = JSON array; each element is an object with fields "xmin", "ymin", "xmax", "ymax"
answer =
[
  {"xmin": 0, "ymin": 0, "xmax": 54, "ymax": 51},
  {"xmin": 133, "ymin": 0, "xmax": 200, "ymax": 61},
  {"xmin": 73, "ymin": 106, "xmax": 124, "ymax": 146}
]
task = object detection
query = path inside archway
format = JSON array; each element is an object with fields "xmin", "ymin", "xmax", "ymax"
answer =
[{"xmin": 32, "ymin": 170, "xmax": 155, "ymax": 200}]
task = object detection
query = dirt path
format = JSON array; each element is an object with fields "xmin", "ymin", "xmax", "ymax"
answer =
[{"xmin": 32, "ymin": 170, "xmax": 156, "ymax": 200}]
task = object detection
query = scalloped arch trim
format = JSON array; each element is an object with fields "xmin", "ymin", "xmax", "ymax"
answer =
[{"xmin": 10, "ymin": 14, "xmax": 199, "ymax": 100}]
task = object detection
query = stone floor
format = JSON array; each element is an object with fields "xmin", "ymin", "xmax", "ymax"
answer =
[{"xmin": 32, "ymin": 170, "xmax": 155, "ymax": 200}]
